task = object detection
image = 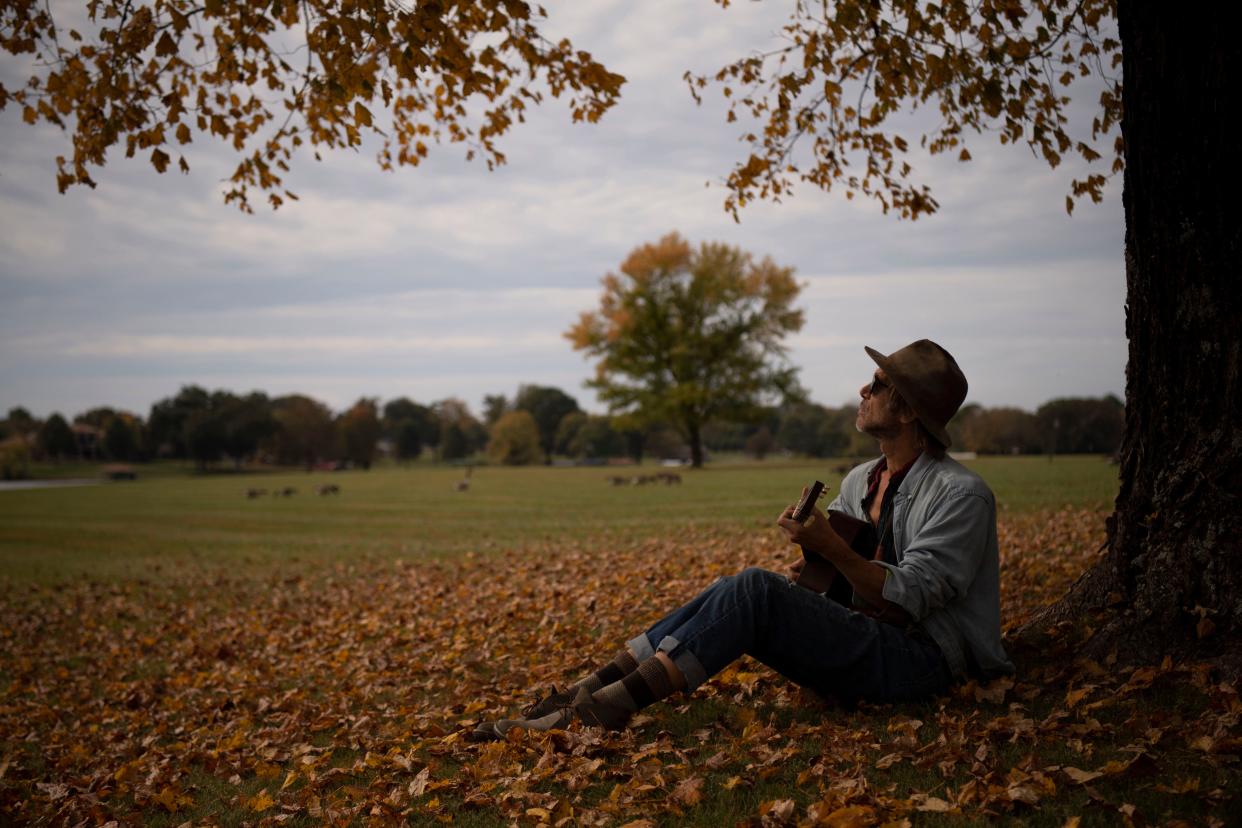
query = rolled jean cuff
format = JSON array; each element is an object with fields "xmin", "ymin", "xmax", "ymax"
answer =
[
  {"xmin": 657, "ymin": 635, "xmax": 709, "ymax": 692},
  {"xmin": 626, "ymin": 632, "xmax": 656, "ymax": 661}
]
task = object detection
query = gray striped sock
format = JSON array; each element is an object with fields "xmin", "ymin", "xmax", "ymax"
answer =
[
  {"xmin": 574, "ymin": 649, "xmax": 639, "ymax": 694},
  {"xmin": 592, "ymin": 656, "xmax": 676, "ymax": 713}
]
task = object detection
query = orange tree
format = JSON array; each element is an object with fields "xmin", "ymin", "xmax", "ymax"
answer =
[{"xmin": 566, "ymin": 233, "xmax": 803, "ymax": 468}]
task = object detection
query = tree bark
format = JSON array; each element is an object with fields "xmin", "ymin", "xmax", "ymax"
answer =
[
  {"xmin": 688, "ymin": 422, "xmax": 704, "ymax": 469},
  {"xmin": 1018, "ymin": 1, "xmax": 1241, "ymax": 662}
]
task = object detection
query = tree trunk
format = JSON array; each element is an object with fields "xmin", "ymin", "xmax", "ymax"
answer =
[
  {"xmin": 688, "ymin": 422, "xmax": 704, "ymax": 469},
  {"xmin": 1018, "ymin": 2, "xmax": 1241, "ymax": 662}
]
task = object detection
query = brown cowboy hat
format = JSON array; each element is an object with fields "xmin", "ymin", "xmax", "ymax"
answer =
[{"xmin": 864, "ymin": 339, "xmax": 967, "ymax": 448}]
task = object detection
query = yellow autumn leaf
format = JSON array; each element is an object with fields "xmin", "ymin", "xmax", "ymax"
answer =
[
  {"xmin": 354, "ymin": 102, "xmax": 373, "ymax": 127},
  {"xmin": 248, "ymin": 790, "xmax": 276, "ymax": 812},
  {"xmin": 821, "ymin": 804, "xmax": 876, "ymax": 827},
  {"xmin": 153, "ymin": 786, "xmax": 181, "ymax": 812}
]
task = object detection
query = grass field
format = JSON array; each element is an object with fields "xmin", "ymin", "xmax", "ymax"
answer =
[
  {"xmin": 5, "ymin": 456, "xmax": 1236, "ymax": 827},
  {"xmin": 0, "ymin": 455, "xmax": 1119, "ymax": 583}
]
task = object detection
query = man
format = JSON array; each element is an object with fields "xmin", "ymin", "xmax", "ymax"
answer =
[{"xmin": 473, "ymin": 339, "xmax": 1013, "ymax": 740}]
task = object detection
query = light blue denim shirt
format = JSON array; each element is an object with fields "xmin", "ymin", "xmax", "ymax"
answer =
[{"xmin": 827, "ymin": 453, "xmax": 1015, "ymax": 679}]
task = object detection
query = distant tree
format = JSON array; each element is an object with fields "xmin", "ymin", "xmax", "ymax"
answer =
[
  {"xmin": 218, "ymin": 393, "xmax": 276, "ymax": 465},
  {"xmin": 821, "ymin": 407, "xmax": 860, "ymax": 458},
  {"xmin": 0, "ymin": 440, "xmax": 30, "ymax": 481},
  {"xmin": 966, "ymin": 407, "xmax": 1042, "ymax": 455},
  {"xmin": 567, "ymin": 233, "xmax": 804, "ymax": 467},
  {"xmin": 1036, "ymin": 396, "xmax": 1125, "ymax": 456},
  {"xmin": 439, "ymin": 424, "xmax": 470, "ymax": 462},
  {"xmin": 38, "ymin": 414, "xmax": 76, "ymax": 461},
  {"xmin": 5, "ymin": 407, "xmax": 37, "ymax": 443},
  {"xmin": 623, "ymin": 429, "xmax": 645, "ymax": 465},
  {"xmin": 268, "ymin": 395, "xmax": 336, "ymax": 468},
  {"xmin": 383, "ymin": 398, "xmax": 439, "ymax": 454},
  {"xmin": 567, "ymin": 416, "xmax": 627, "ymax": 460},
  {"xmin": 554, "ymin": 411, "xmax": 588, "ymax": 456},
  {"xmin": 433, "ymin": 398, "xmax": 487, "ymax": 460},
  {"xmin": 147, "ymin": 386, "xmax": 211, "ymax": 458},
  {"xmin": 513, "ymin": 385, "xmax": 580, "ymax": 463},
  {"xmin": 393, "ymin": 421, "xmax": 424, "ymax": 462},
  {"xmin": 487, "ymin": 410, "xmax": 542, "ymax": 466},
  {"xmin": 777, "ymin": 403, "xmax": 823, "ymax": 457},
  {"xmin": 745, "ymin": 425, "xmax": 777, "ymax": 460},
  {"xmin": 701, "ymin": 419, "xmax": 749, "ymax": 453},
  {"xmin": 777, "ymin": 402, "xmax": 849, "ymax": 458},
  {"xmin": 339, "ymin": 398, "xmax": 382, "ymax": 469},
  {"xmin": 946, "ymin": 403, "xmax": 984, "ymax": 451},
  {"xmin": 6, "ymin": 407, "xmax": 33, "ymax": 425},
  {"xmin": 74, "ymin": 407, "xmax": 118, "ymax": 429},
  {"xmin": 644, "ymin": 425, "xmax": 687, "ymax": 461},
  {"xmin": 100, "ymin": 414, "xmax": 141, "ymax": 462},
  {"xmin": 184, "ymin": 408, "xmax": 227, "ymax": 470},
  {"xmin": 482, "ymin": 394, "xmax": 511, "ymax": 427}
]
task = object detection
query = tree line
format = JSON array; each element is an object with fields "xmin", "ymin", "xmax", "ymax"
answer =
[{"xmin": 0, "ymin": 387, "xmax": 1123, "ymax": 479}]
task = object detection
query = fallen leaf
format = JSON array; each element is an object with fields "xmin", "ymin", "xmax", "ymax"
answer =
[
  {"xmin": 975, "ymin": 676, "xmax": 1014, "ymax": 704},
  {"xmin": 819, "ymin": 804, "xmax": 876, "ymax": 827},
  {"xmin": 759, "ymin": 798, "xmax": 796, "ymax": 821},
  {"xmin": 1063, "ymin": 766, "xmax": 1103, "ymax": 784},
  {"xmin": 408, "ymin": 766, "xmax": 431, "ymax": 797},
  {"xmin": 671, "ymin": 776, "xmax": 705, "ymax": 806},
  {"xmin": 874, "ymin": 752, "xmax": 902, "ymax": 769},
  {"xmin": 915, "ymin": 796, "xmax": 955, "ymax": 813},
  {"xmin": 248, "ymin": 790, "xmax": 276, "ymax": 812}
]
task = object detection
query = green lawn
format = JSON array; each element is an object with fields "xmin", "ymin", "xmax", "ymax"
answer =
[{"xmin": 0, "ymin": 455, "xmax": 1118, "ymax": 583}]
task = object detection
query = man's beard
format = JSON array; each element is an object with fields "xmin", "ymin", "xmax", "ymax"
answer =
[
  {"xmin": 859, "ymin": 421, "xmax": 902, "ymax": 440},
  {"xmin": 857, "ymin": 404, "xmax": 902, "ymax": 440}
]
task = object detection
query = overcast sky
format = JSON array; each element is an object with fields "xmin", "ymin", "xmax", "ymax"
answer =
[{"xmin": 0, "ymin": 1, "xmax": 1126, "ymax": 421}]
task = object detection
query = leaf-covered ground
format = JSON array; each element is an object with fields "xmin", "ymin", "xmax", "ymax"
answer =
[{"xmin": 2, "ymin": 508, "xmax": 1237, "ymax": 826}]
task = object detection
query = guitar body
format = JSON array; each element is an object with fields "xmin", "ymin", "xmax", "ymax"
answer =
[{"xmin": 794, "ymin": 510, "xmax": 878, "ymax": 606}]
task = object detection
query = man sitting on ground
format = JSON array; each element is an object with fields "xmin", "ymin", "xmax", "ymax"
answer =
[{"xmin": 474, "ymin": 340, "xmax": 1014, "ymax": 739}]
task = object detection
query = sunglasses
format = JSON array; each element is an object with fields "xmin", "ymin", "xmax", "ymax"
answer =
[{"xmin": 867, "ymin": 375, "xmax": 892, "ymax": 396}]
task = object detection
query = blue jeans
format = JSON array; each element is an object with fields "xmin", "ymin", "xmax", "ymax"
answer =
[{"xmin": 626, "ymin": 567, "xmax": 952, "ymax": 703}]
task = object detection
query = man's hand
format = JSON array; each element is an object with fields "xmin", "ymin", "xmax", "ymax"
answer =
[
  {"xmin": 777, "ymin": 491, "xmax": 914, "ymax": 627},
  {"xmin": 785, "ymin": 555, "xmax": 806, "ymax": 581},
  {"xmin": 777, "ymin": 489, "xmax": 841, "ymax": 557}
]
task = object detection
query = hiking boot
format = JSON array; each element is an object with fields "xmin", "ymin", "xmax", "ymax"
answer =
[
  {"xmin": 470, "ymin": 687, "xmax": 632, "ymax": 741},
  {"xmin": 520, "ymin": 685, "xmax": 577, "ymax": 719}
]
